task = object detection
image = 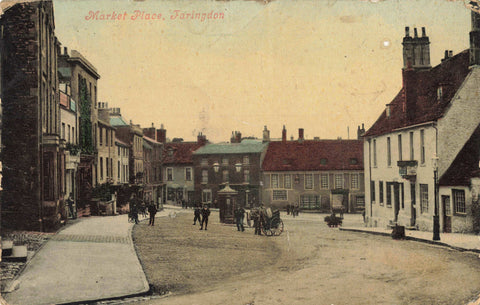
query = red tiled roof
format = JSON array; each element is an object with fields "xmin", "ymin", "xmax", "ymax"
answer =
[
  {"xmin": 364, "ymin": 50, "xmax": 471, "ymax": 137},
  {"xmin": 162, "ymin": 142, "xmax": 204, "ymax": 165},
  {"xmin": 262, "ymin": 140, "xmax": 364, "ymax": 171}
]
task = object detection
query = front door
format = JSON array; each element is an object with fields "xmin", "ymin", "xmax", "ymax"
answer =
[
  {"xmin": 394, "ymin": 183, "xmax": 400, "ymax": 222},
  {"xmin": 442, "ymin": 195, "xmax": 452, "ymax": 233},
  {"xmin": 410, "ymin": 183, "xmax": 416, "ymax": 227}
]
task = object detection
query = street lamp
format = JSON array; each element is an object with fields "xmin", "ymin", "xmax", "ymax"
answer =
[{"xmin": 432, "ymin": 154, "xmax": 440, "ymax": 241}]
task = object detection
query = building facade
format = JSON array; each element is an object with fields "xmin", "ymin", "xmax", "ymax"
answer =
[
  {"xmin": 162, "ymin": 131, "xmax": 207, "ymax": 206},
  {"xmin": 262, "ymin": 127, "xmax": 365, "ymax": 212},
  {"xmin": 193, "ymin": 139, "xmax": 266, "ymax": 208},
  {"xmin": 364, "ymin": 20, "xmax": 480, "ymax": 233},
  {"xmin": 58, "ymin": 47, "xmax": 100, "ymax": 214},
  {"xmin": 1, "ymin": 1, "xmax": 64, "ymax": 231},
  {"xmin": 97, "ymin": 104, "xmax": 116, "ymax": 185}
]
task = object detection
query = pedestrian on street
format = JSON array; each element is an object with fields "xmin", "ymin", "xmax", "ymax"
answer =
[
  {"xmin": 193, "ymin": 205, "xmax": 201, "ymax": 225},
  {"xmin": 66, "ymin": 192, "xmax": 76, "ymax": 219},
  {"xmin": 130, "ymin": 194, "xmax": 140, "ymax": 224},
  {"xmin": 234, "ymin": 205, "xmax": 246, "ymax": 232},
  {"xmin": 251, "ymin": 207, "xmax": 262, "ymax": 235},
  {"xmin": 199, "ymin": 205, "xmax": 211, "ymax": 230},
  {"xmin": 148, "ymin": 201, "xmax": 157, "ymax": 226}
]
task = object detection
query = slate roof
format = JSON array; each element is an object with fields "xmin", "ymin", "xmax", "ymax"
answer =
[
  {"xmin": 163, "ymin": 142, "xmax": 205, "ymax": 165},
  {"xmin": 262, "ymin": 140, "xmax": 364, "ymax": 172},
  {"xmin": 193, "ymin": 141, "xmax": 267, "ymax": 155},
  {"xmin": 110, "ymin": 116, "xmax": 129, "ymax": 127},
  {"xmin": 364, "ymin": 50, "xmax": 471, "ymax": 137}
]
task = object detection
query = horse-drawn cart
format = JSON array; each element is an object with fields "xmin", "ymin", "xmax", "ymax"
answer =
[{"xmin": 260, "ymin": 209, "xmax": 284, "ymax": 236}]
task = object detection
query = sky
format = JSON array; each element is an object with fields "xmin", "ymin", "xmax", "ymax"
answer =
[{"xmin": 49, "ymin": 0, "xmax": 472, "ymax": 142}]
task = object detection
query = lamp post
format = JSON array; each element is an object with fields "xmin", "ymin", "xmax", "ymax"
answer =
[{"xmin": 432, "ymin": 154, "xmax": 440, "ymax": 241}]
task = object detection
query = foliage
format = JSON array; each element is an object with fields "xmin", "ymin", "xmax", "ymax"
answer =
[
  {"xmin": 78, "ymin": 78, "xmax": 94, "ymax": 155},
  {"xmin": 65, "ymin": 143, "xmax": 81, "ymax": 155},
  {"xmin": 92, "ymin": 183, "xmax": 112, "ymax": 201}
]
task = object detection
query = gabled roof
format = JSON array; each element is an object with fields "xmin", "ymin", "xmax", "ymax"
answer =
[
  {"xmin": 163, "ymin": 142, "xmax": 205, "ymax": 165},
  {"xmin": 364, "ymin": 50, "xmax": 471, "ymax": 137},
  {"xmin": 262, "ymin": 140, "xmax": 363, "ymax": 172},
  {"xmin": 194, "ymin": 141, "xmax": 267, "ymax": 155}
]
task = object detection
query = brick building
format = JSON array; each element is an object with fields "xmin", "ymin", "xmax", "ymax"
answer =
[
  {"xmin": 262, "ymin": 127, "xmax": 365, "ymax": 213},
  {"xmin": 142, "ymin": 125, "xmax": 163, "ymax": 206},
  {"xmin": 1, "ymin": 1, "xmax": 63, "ymax": 231},
  {"xmin": 193, "ymin": 138, "xmax": 267, "ymax": 209}
]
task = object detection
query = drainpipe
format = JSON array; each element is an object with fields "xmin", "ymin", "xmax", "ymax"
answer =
[
  {"xmin": 432, "ymin": 123, "xmax": 440, "ymax": 241},
  {"xmin": 368, "ymin": 138, "xmax": 373, "ymax": 224}
]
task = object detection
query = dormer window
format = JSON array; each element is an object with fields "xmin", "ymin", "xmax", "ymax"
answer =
[
  {"xmin": 349, "ymin": 158, "xmax": 358, "ymax": 165},
  {"xmin": 167, "ymin": 148, "xmax": 174, "ymax": 156},
  {"xmin": 386, "ymin": 104, "xmax": 391, "ymax": 118},
  {"xmin": 320, "ymin": 158, "xmax": 328, "ymax": 165}
]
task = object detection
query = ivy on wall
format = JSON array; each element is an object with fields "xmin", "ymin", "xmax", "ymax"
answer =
[{"xmin": 79, "ymin": 78, "xmax": 94, "ymax": 155}]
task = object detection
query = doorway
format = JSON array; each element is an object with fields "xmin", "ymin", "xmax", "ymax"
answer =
[
  {"xmin": 410, "ymin": 183, "xmax": 416, "ymax": 227},
  {"xmin": 442, "ymin": 195, "xmax": 452, "ymax": 233}
]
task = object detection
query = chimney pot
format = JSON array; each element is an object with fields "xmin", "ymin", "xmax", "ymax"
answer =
[
  {"xmin": 421, "ymin": 27, "xmax": 426, "ymax": 37},
  {"xmin": 282, "ymin": 126, "xmax": 287, "ymax": 143},
  {"xmin": 449, "ymin": 50, "xmax": 453, "ymax": 57},
  {"xmin": 405, "ymin": 26, "xmax": 410, "ymax": 37},
  {"xmin": 414, "ymin": 28, "xmax": 418, "ymax": 37}
]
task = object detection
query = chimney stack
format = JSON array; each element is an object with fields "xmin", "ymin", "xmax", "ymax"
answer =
[
  {"xmin": 282, "ymin": 125, "xmax": 287, "ymax": 143},
  {"xmin": 402, "ymin": 26, "xmax": 430, "ymax": 70},
  {"xmin": 236, "ymin": 131, "xmax": 242, "ymax": 143},
  {"xmin": 156, "ymin": 124, "xmax": 166, "ymax": 143},
  {"xmin": 262, "ymin": 125, "xmax": 270, "ymax": 143},
  {"xmin": 470, "ymin": 10, "xmax": 480, "ymax": 66},
  {"xmin": 143, "ymin": 123, "xmax": 156, "ymax": 140},
  {"xmin": 298, "ymin": 128, "xmax": 304, "ymax": 143},
  {"xmin": 197, "ymin": 132, "xmax": 207, "ymax": 146}
]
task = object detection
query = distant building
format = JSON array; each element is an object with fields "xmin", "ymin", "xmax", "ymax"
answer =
[
  {"xmin": 364, "ymin": 18, "xmax": 480, "ymax": 234},
  {"xmin": 193, "ymin": 138, "xmax": 267, "ymax": 209},
  {"xmin": 142, "ymin": 127, "xmax": 163, "ymax": 206},
  {"xmin": 97, "ymin": 103, "xmax": 116, "ymax": 185},
  {"xmin": 262, "ymin": 127, "xmax": 364, "ymax": 212},
  {"xmin": 1, "ymin": 1, "xmax": 63, "ymax": 231},
  {"xmin": 162, "ymin": 129, "xmax": 207, "ymax": 206}
]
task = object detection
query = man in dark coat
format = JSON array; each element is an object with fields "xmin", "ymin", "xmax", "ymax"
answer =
[
  {"xmin": 193, "ymin": 205, "xmax": 201, "ymax": 225},
  {"xmin": 148, "ymin": 201, "xmax": 157, "ymax": 226},
  {"xmin": 200, "ymin": 205, "xmax": 211, "ymax": 230},
  {"xmin": 234, "ymin": 205, "xmax": 246, "ymax": 232},
  {"xmin": 250, "ymin": 207, "xmax": 262, "ymax": 235}
]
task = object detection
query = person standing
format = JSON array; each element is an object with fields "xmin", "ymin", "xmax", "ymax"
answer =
[
  {"xmin": 130, "ymin": 194, "xmax": 139, "ymax": 224},
  {"xmin": 148, "ymin": 201, "xmax": 157, "ymax": 226},
  {"xmin": 234, "ymin": 205, "xmax": 246, "ymax": 232},
  {"xmin": 251, "ymin": 207, "xmax": 262, "ymax": 235},
  {"xmin": 200, "ymin": 205, "xmax": 211, "ymax": 230},
  {"xmin": 66, "ymin": 193, "xmax": 76, "ymax": 219},
  {"xmin": 193, "ymin": 205, "xmax": 201, "ymax": 225}
]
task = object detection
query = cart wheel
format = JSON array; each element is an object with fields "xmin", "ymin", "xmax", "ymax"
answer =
[{"xmin": 273, "ymin": 219, "xmax": 284, "ymax": 236}]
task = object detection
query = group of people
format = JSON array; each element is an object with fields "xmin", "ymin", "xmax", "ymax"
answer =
[
  {"xmin": 286, "ymin": 203, "xmax": 300, "ymax": 217},
  {"xmin": 193, "ymin": 205, "xmax": 211, "ymax": 230},
  {"xmin": 129, "ymin": 193, "xmax": 157, "ymax": 226}
]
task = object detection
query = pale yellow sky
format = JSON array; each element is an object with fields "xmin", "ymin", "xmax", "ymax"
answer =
[{"xmin": 52, "ymin": 0, "xmax": 471, "ymax": 142}]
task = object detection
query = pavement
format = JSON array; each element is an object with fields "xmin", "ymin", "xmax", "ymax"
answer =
[
  {"xmin": 2, "ymin": 212, "xmax": 153, "ymax": 305},
  {"xmin": 338, "ymin": 214, "xmax": 480, "ymax": 253}
]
